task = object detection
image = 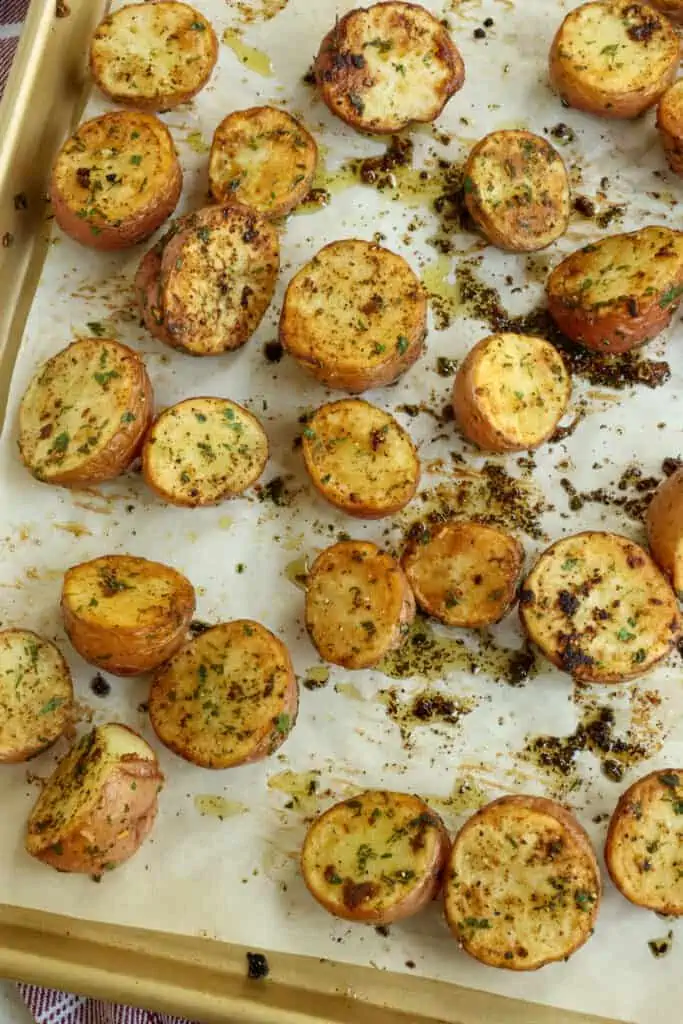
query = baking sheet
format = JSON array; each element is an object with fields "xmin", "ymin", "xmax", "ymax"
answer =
[{"xmin": 0, "ymin": 0, "xmax": 681, "ymax": 1021}]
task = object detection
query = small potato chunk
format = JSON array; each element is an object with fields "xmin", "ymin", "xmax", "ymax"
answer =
[
  {"xmin": 50, "ymin": 111, "xmax": 182, "ymax": 249},
  {"xmin": 149, "ymin": 621, "xmax": 298, "ymax": 769},
  {"xmin": 546, "ymin": 227, "xmax": 683, "ymax": 353},
  {"xmin": 463, "ymin": 131, "xmax": 570, "ymax": 252},
  {"xmin": 519, "ymin": 531, "xmax": 680, "ymax": 683},
  {"xmin": 402, "ymin": 522, "xmax": 523, "ymax": 628},
  {"xmin": 657, "ymin": 81, "xmax": 683, "ymax": 176},
  {"xmin": 90, "ymin": 2, "xmax": 218, "ymax": 111},
  {"xmin": 0, "ymin": 629, "xmax": 73, "ymax": 763},
  {"xmin": 62, "ymin": 555, "xmax": 195, "ymax": 677},
  {"xmin": 280, "ymin": 240, "xmax": 426, "ymax": 392},
  {"xmin": 302, "ymin": 790, "xmax": 450, "ymax": 924},
  {"xmin": 445, "ymin": 795, "xmax": 600, "ymax": 970},
  {"xmin": 209, "ymin": 106, "xmax": 318, "ymax": 218},
  {"xmin": 647, "ymin": 468, "xmax": 683, "ymax": 596},
  {"xmin": 453, "ymin": 333, "xmax": 570, "ymax": 452},
  {"xmin": 26, "ymin": 723, "xmax": 163, "ymax": 874},
  {"xmin": 305, "ymin": 540, "xmax": 415, "ymax": 670},
  {"xmin": 605, "ymin": 768, "xmax": 683, "ymax": 915},
  {"xmin": 549, "ymin": 0, "xmax": 679, "ymax": 119},
  {"xmin": 18, "ymin": 338, "xmax": 153, "ymax": 488},
  {"xmin": 143, "ymin": 397, "xmax": 269, "ymax": 507},
  {"xmin": 135, "ymin": 205, "xmax": 279, "ymax": 356},
  {"xmin": 302, "ymin": 399, "xmax": 420, "ymax": 519},
  {"xmin": 315, "ymin": 1, "xmax": 464, "ymax": 134}
]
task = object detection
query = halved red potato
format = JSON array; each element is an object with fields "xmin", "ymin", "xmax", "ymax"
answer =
[
  {"xmin": 647, "ymin": 467, "xmax": 683, "ymax": 597},
  {"xmin": 657, "ymin": 81, "xmax": 683, "ymax": 177}
]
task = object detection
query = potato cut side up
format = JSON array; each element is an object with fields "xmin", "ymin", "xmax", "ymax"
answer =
[
  {"xmin": 445, "ymin": 795, "xmax": 601, "ymax": 970},
  {"xmin": 143, "ymin": 397, "xmax": 269, "ymax": 507},
  {"xmin": 50, "ymin": 111, "xmax": 182, "ymax": 249},
  {"xmin": 18, "ymin": 338, "xmax": 153, "ymax": 487},
  {"xmin": 546, "ymin": 226, "xmax": 683, "ymax": 353},
  {"xmin": 280, "ymin": 239, "xmax": 427, "ymax": 392},
  {"xmin": 305, "ymin": 540, "xmax": 415, "ymax": 670},
  {"xmin": 0, "ymin": 629, "xmax": 73, "ymax": 763},
  {"xmin": 647, "ymin": 467, "xmax": 683, "ymax": 597},
  {"xmin": 315, "ymin": 1, "xmax": 464, "ymax": 134},
  {"xmin": 463, "ymin": 130, "xmax": 570, "ymax": 252},
  {"xmin": 605, "ymin": 768, "xmax": 683, "ymax": 915},
  {"xmin": 90, "ymin": 1, "xmax": 218, "ymax": 110},
  {"xmin": 302, "ymin": 399, "xmax": 420, "ymax": 519},
  {"xmin": 402, "ymin": 521, "xmax": 523, "ymax": 628},
  {"xmin": 26, "ymin": 723, "xmax": 163, "ymax": 874},
  {"xmin": 549, "ymin": 0, "xmax": 680, "ymax": 118},
  {"xmin": 61, "ymin": 554, "xmax": 196, "ymax": 676},
  {"xmin": 302, "ymin": 790, "xmax": 451, "ymax": 924},
  {"xmin": 149, "ymin": 621, "xmax": 298, "ymax": 769},
  {"xmin": 519, "ymin": 531, "xmax": 680, "ymax": 683},
  {"xmin": 209, "ymin": 106, "xmax": 318, "ymax": 218},
  {"xmin": 657, "ymin": 81, "xmax": 683, "ymax": 177}
]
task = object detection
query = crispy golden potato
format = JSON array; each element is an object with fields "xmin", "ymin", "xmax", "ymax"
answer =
[
  {"xmin": 90, "ymin": 1, "xmax": 217, "ymax": 111},
  {"xmin": 463, "ymin": 131, "xmax": 570, "ymax": 252},
  {"xmin": 302, "ymin": 399, "xmax": 419, "ymax": 519},
  {"xmin": 549, "ymin": 0, "xmax": 679, "ymax": 118},
  {"xmin": 315, "ymin": 1, "xmax": 464, "ymax": 134},
  {"xmin": 445, "ymin": 795, "xmax": 600, "ymax": 970},
  {"xmin": 302, "ymin": 790, "xmax": 450, "ymax": 924},
  {"xmin": 657, "ymin": 81, "xmax": 683, "ymax": 176},
  {"xmin": 149, "ymin": 621, "xmax": 298, "ymax": 769},
  {"xmin": 519, "ymin": 531, "xmax": 680, "ymax": 683},
  {"xmin": 142, "ymin": 397, "xmax": 269, "ymax": 507},
  {"xmin": 647, "ymin": 468, "xmax": 683, "ymax": 597},
  {"xmin": 605, "ymin": 768, "xmax": 683, "ymax": 915},
  {"xmin": 61, "ymin": 555, "xmax": 195, "ymax": 677},
  {"xmin": 0, "ymin": 629, "xmax": 73, "ymax": 764},
  {"xmin": 402, "ymin": 521, "xmax": 523, "ymax": 628},
  {"xmin": 546, "ymin": 227, "xmax": 683, "ymax": 353},
  {"xmin": 453, "ymin": 333, "xmax": 570, "ymax": 452},
  {"xmin": 135, "ymin": 205, "xmax": 279, "ymax": 356},
  {"xmin": 209, "ymin": 106, "xmax": 318, "ymax": 218},
  {"xmin": 280, "ymin": 239, "xmax": 426, "ymax": 392},
  {"xmin": 26, "ymin": 723, "xmax": 163, "ymax": 874},
  {"xmin": 50, "ymin": 111, "xmax": 182, "ymax": 249},
  {"xmin": 18, "ymin": 338, "xmax": 153, "ymax": 488},
  {"xmin": 305, "ymin": 540, "xmax": 415, "ymax": 670}
]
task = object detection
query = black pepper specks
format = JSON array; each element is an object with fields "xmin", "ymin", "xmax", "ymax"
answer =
[{"xmin": 246, "ymin": 952, "xmax": 269, "ymax": 979}]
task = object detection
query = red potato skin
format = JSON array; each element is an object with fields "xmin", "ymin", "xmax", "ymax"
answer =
[
  {"xmin": 135, "ymin": 243, "xmax": 172, "ymax": 344},
  {"xmin": 546, "ymin": 289, "xmax": 679, "ymax": 354}
]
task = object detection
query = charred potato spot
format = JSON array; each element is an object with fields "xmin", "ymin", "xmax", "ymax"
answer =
[
  {"xmin": 149, "ymin": 620, "xmax": 298, "ymax": 769},
  {"xmin": 18, "ymin": 338, "xmax": 153, "ymax": 487},
  {"xmin": 280, "ymin": 239, "xmax": 426, "ymax": 392},
  {"xmin": 519, "ymin": 531, "xmax": 680, "ymax": 683},
  {"xmin": 647, "ymin": 468, "xmax": 683, "ymax": 596},
  {"xmin": 305, "ymin": 540, "xmax": 415, "ymax": 669},
  {"xmin": 657, "ymin": 81, "xmax": 683, "ymax": 177},
  {"xmin": 302, "ymin": 790, "xmax": 450, "ymax": 923},
  {"xmin": 209, "ymin": 106, "xmax": 318, "ymax": 218},
  {"xmin": 445, "ymin": 795, "xmax": 600, "ymax": 970},
  {"xmin": 302, "ymin": 399, "xmax": 419, "ymax": 519}
]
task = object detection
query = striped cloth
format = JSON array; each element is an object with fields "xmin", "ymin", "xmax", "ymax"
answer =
[{"xmin": 0, "ymin": 0, "xmax": 29, "ymax": 97}]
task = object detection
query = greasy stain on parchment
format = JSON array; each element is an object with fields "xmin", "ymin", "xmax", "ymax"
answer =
[
  {"xmin": 222, "ymin": 28, "xmax": 273, "ymax": 76},
  {"xmin": 194, "ymin": 795, "xmax": 248, "ymax": 820}
]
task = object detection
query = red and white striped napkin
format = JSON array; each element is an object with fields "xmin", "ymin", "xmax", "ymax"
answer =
[{"xmin": 0, "ymin": 0, "xmax": 29, "ymax": 97}]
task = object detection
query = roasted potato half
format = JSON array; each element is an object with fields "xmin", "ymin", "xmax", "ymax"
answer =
[
  {"xmin": 549, "ymin": 1, "xmax": 679, "ymax": 119},
  {"xmin": 62, "ymin": 555, "xmax": 195, "ymax": 677},
  {"xmin": 402, "ymin": 521, "xmax": 523, "ymax": 628},
  {"xmin": 445, "ymin": 795, "xmax": 600, "ymax": 970},
  {"xmin": 26, "ymin": 723, "xmax": 163, "ymax": 874},
  {"xmin": 315, "ymin": 1, "xmax": 464, "ymax": 134},
  {"xmin": 0, "ymin": 629, "xmax": 73, "ymax": 763},
  {"xmin": 519, "ymin": 531, "xmax": 680, "ymax": 683},
  {"xmin": 657, "ymin": 81, "xmax": 683, "ymax": 177},
  {"xmin": 50, "ymin": 111, "xmax": 182, "ymax": 249},
  {"xmin": 135, "ymin": 204, "xmax": 279, "ymax": 356},
  {"xmin": 605, "ymin": 768, "xmax": 683, "ymax": 915},
  {"xmin": 149, "ymin": 620, "xmax": 298, "ymax": 769},
  {"xmin": 649, "ymin": 0, "xmax": 683, "ymax": 20},
  {"xmin": 90, "ymin": 2, "xmax": 218, "ymax": 111},
  {"xmin": 143, "ymin": 397, "xmax": 269, "ymax": 507},
  {"xmin": 647, "ymin": 468, "xmax": 683, "ymax": 596},
  {"xmin": 546, "ymin": 227, "xmax": 683, "ymax": 353},
  {"xmin": 209, "ymin": 106, "xmax": 318, "ymax": 218},
  {"xmin": 305, "ymin": 540, "xmax": 415, "ymax": 670},
  {"xmin": 280, "ymin": 239, "xmax": 426, "ymax": 392},
  {"xmin": 18, "ymin": 338, "xmax": 153, "ymax": 488},
  {"xmin": 463, "ymin": 131, "xmax": 570, "ymax": 252},
  {"xmin": 453, "ymin": 333, "xmax": 570, "ymax": 452},
  {"xmin": 302, "ymin": 399, "xmax": 420, "ymax": 519},
  {"xmin": 302, "ymin": 790, "xmax": 450, "ymax": 924}
]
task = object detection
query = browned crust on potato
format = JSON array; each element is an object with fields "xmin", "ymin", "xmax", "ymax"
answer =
[
  {"xmin": 650, "ymin": 0, "xmax": 683, "ymax": 20},
  {"xmin": 647, "ymin": 468, "xmax": 683, "ymax": 597},
  {"xmin": 657, "ymin": 81, "xmax": 683, "ymax": 176}
]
